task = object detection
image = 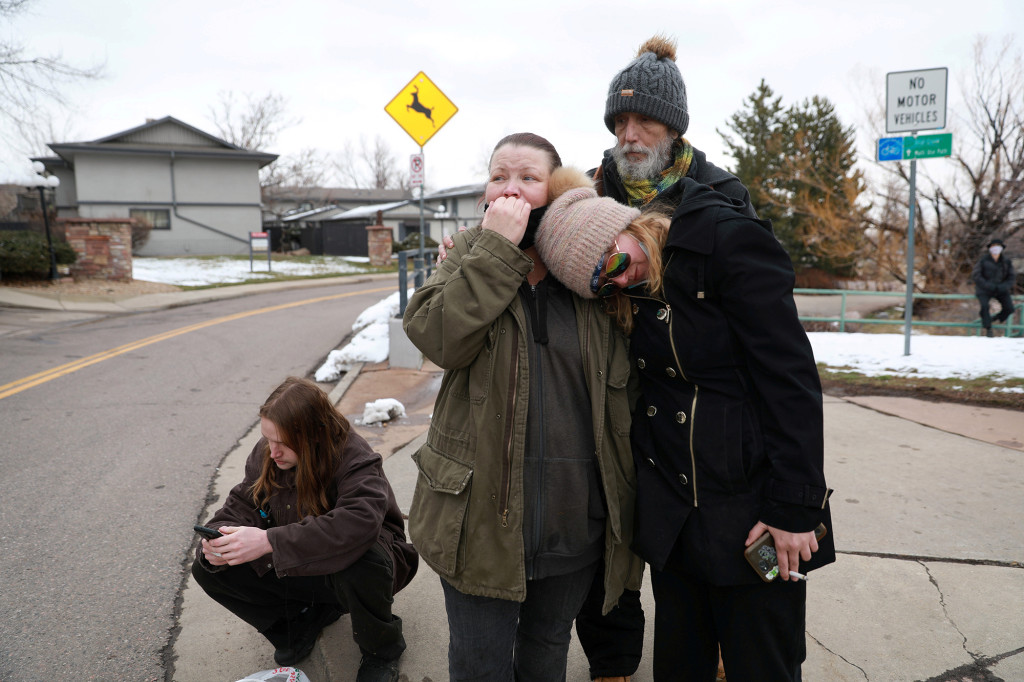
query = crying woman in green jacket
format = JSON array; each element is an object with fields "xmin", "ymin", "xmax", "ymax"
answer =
[{"xmin": 403, "ymin": 132, "xmax": 643, "ymax": 681}]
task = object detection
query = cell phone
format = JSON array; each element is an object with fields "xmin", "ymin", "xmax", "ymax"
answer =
[
  {"xmin": 743, "ymin": 523, "xmax": 827, "ymax": 582},
  {"xmin": 193, "ymin": 524, "xmax": 223, "ymax": 540}
]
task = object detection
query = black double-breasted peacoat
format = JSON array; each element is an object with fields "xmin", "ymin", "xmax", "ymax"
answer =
[{"xmin": 626, "ymin": 178, "xmax": 835, "ymax": 585}]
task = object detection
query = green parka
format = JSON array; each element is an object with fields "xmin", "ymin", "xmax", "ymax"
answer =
[{"xmin": 402, "ymin": 210, "xmax": 643, "ymax": 614}]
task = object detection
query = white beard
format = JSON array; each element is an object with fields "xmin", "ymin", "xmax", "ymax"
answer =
[{"xmin": 612, "ymin": 136, "xmax": 674, "ymax": 182}]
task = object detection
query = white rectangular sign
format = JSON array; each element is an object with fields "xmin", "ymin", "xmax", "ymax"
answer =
[
  {"xmin": 250, "ymin": 232, "xmax": 269, "ymax": 252},
  {"xmin": 410, "ymin": 153, "xmax": 424, "ymax": 188},
  {"xmin": 886, "ymin": 67, "xmax": 947, "ymax": 133}
]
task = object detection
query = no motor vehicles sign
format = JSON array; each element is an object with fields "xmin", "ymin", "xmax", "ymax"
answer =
[{"xmin": 886, "ymin": 67, "xmax": 947, "ymax": 133}]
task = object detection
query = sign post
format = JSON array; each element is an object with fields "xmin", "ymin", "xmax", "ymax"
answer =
[
  {"xmin": 249, "ymin": 231, "xmax": 270, "ymax": 273},
  {"xmin": 385, "ymin": 72, "xmax": 458, "ymax": 287},
  {"xmin": 883, "ymin": 67, "xmax": 948, "ymax": 356}
]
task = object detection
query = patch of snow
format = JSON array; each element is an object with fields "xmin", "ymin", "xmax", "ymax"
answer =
[
  {"xmin": 356, "ymin": 398, "xmax": 407, "ymax": 426},
  {"xmin": 314, "ymin": 290, "xmax": 413, "ymax": 382},
  {"xmin": 132, "ymin": 256, "xmax": 365, "ymax": 286},
  {"xmin": 315, "ymin": 322, "xmax": 390, "ymax": 382},
  {"xmin": 808, "ymin": 332, "xmax": 1023, "ymax": 381}
]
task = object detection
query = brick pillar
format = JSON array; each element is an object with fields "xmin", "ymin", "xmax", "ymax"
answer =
[
  {"xmin": 61, "ymin": 218, "xmax": 134, "ymax": 281},
  {"xmin": 366, "ymin": 221, "xmax": 394, "ymax": 268}
]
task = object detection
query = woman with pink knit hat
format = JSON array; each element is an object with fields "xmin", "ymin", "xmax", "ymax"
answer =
[
  {"xmin": 536, "ymin": 177, "xmax": 835, "ymax": 682},
  {"xmin": 402, "ymin": 133, "xmax": 643, "ymax": 681}
]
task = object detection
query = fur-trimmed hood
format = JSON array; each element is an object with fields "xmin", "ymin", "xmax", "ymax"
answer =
[
  {"xmin": 537, "ymin": 167, "xmax": 641, "ymax": 299},
  {"xmin": 547, "ymin": 166, "xmax": 594, "ymax": 204}
]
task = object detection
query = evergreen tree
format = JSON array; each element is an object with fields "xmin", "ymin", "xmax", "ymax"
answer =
[
  {"xmin": 717, "ymin": 79, "xmax": 786, "ymax": 226},
  {"xmin": 719, "ymin": 83, "xmax": 866, "ymax": 277},
  {"xmin": 779, "ymin": 96, "xmax": 866, "ymax": 277}
]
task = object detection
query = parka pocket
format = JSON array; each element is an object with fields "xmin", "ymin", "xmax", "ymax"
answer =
[
  {"xmin": 449, "ymin": 325, "xmax": 498, "ymax": 404},
  {"xmin": 409, "ymin": 442, "xmax": 473, "ymax": 576}
]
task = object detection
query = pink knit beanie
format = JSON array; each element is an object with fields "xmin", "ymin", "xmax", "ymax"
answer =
[{"xmin": 536, "ymin": 187, "xmax": 641, "ymax": 299}]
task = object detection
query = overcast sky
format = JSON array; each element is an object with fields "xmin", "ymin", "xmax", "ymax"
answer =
[{"xmin": 3, "ymin": 0, "xmax": 1021, "ymax": 190}]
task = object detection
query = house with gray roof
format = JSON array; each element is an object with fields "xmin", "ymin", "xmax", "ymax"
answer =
[
  {"xmin": 261, "ymin": 186, "xmax": 411, "ymax": 223},
  {"xmin": 36, "ymin": 116, "xmax": 277, "ymax": 256},
  {"xmin": 272, "ymin": 183, "xmax": 485, "ymax": 256}
]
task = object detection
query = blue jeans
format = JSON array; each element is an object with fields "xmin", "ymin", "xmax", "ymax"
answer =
[{"xmin": 441, "ymin": 562, "xmax": 598, "ymax": 682}]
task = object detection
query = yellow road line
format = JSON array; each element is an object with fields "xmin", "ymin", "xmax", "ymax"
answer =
[{"xmin": 0, "ymin": 285, "xmax": 395, "ymax": 401}]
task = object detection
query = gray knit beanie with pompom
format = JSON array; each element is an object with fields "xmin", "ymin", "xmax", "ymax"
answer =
[{"xmin": 604, "ymin": 34, "xmax": 688, "ymax": 135}]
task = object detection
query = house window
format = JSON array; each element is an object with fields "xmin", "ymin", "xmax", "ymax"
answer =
[{"xmin": 130, "ymin": 208, "xmax": 171, "ymax": 230}]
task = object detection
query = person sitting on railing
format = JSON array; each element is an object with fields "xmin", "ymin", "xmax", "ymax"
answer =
[{"xmin": 972, "ymin": 238, "xmax": 1016, "ymax": 337}]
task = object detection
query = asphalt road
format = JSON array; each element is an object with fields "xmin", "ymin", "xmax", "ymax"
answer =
[{"xmin": 0, "ymin": 278, "xmax": 396, "ymax": 681}]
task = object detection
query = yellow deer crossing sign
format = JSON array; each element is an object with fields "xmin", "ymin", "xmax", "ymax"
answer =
[{"xmin": 385, "ymin": 71, "xmax": 458, "ymax": 147}]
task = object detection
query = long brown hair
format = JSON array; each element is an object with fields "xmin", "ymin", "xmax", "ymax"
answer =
[
  {"xmin": 250, "ymin": 377, "xmax": 351, "ymax": 518},
  {"xmin": 604, "ymin": 212, "xmax": 671, "ymax": 334}
]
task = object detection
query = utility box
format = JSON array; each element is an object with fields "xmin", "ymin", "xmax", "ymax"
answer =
[{"xmin": 388, "ymin": 317, "xmax": 422, "ymax": 370}]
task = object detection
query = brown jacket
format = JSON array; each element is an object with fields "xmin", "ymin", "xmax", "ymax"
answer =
[{"xmin": 202, "ymin": 431, "xmax": 417, "ymax": 595}]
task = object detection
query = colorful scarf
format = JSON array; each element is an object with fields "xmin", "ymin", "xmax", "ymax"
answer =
[{"xmin": 621, "ymin": 138, "xmax": 694, "ymax": 208}]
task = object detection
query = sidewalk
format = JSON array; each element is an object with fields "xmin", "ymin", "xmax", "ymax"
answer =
[
  {"xmin": 4, "ymin": 282, "xmax": 1022, "ymax": 681},
  {"xmin": 173, "ymin": 357, "xmax": 1024, "ymax": 682}
]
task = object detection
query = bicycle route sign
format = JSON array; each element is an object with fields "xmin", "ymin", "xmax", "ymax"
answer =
[{"xmin": 877, "ymin": 133, "xmax": 952, "ymax": 161}]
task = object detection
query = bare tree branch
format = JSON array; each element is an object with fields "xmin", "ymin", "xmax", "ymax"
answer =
[
  {"xmin": 861, "ymin": 35, "xmax": 1024, "ymax": 292},
  {"xmin": 207, "ymin": 90, "xmax": 300, "ymax": 151},
  {"xmin": 0, "ymin": 0, "xmax": 102, "ymax": 156},
  {"xmin": 331, "ymin": 135, "xmax": 408, "ymax": 190}
]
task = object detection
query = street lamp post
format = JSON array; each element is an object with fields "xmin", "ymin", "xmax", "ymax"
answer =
[{"xmin": 23, "ymin": 161, "xmax": 61, "ymax": 280}]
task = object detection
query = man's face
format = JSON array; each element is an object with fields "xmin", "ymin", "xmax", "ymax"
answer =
[{"xmin": 612, "ymin": 112, "xmax": 676, "ymax": 181}]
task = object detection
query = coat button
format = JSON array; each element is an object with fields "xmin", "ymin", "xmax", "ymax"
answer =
[
  {"xmin": 656, "ymin": 308, "xmax": 669, "ymax": 321},
  {"xmin": 676, "ymin": 411, "xmax": 687, "ymax": 424},
  {"xmin": 632, "ymin": 303, "xmax": 639, "ymax": 315},
  {"xmin": 637, "ymin": 358, "xmax": 646, "ymax": 369},
  {"xmin": 597, "ymin": 370, "xmax": 604, "ymax": 377},
  {"xmin": 646, "ymin": 405, "xmax": 657, "ymax": 417},
  {"xmin": 679, "ymin": 473, "xmax": 688, "ymax": 485},
  {"xmin": 665, "ymin": 367, "xmax": 676, "ymax": 378},
  {"xmin": 646, "ymin": 458, "xmax": 656, "ymax": 468}
]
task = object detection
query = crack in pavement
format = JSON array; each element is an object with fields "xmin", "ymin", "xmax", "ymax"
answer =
[
  {"xmin": 920, "ymin": 560, "xmax": 975, "ymax": 660},
  {"xmin": 807, "ymin": 632, "xmax": 869, "ymax": 680}
]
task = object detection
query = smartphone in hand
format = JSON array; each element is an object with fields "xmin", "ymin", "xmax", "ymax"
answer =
[
  {"xmin": 743, "ymin": 523, "xmax": 827, "ymax": 582},
  {"xmin": 193, "ymin": 524, "xmax": 223, "ymax": 540}
]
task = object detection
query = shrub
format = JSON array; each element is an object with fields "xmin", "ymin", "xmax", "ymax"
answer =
[
  {"xmin": 131, "ymin": 218, "xmax": 152, "ymax": 251},
  {"xmin": 392, "ymin": 232, "xmax": 438, "ymax": 253},
  {"xmin": 0, "ymin": 230, "xmax": 77, "ymax": 277}
]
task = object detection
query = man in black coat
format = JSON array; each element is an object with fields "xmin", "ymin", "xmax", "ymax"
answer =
[
  {"xmin": 972, "ymin": 238, "xmax": 1016, "ymax": 337},
  {"xmin": 576, "ymin": 34, "xmax": 762, "ymax": 682}
]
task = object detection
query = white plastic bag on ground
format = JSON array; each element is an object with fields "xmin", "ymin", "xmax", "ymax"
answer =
[
  {"xmin": 235, "ymin": 667, "xmax": 310, "ymax": 682},
  {"xmin": 357, "ymin": 398, "xmax": 407, "ymax": 426}
]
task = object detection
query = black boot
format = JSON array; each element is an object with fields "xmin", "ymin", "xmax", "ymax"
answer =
[
  {"xmin": 271, "ymin": 605, "xmax": 345, "ymax": 666},
  {"xmin": 356, "ymin": 655, "xmax": 400, "ymax": 682}
]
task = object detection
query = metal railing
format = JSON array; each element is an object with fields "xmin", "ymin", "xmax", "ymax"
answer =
[
  {"xmin": 397, "ymin": 248, "xmax": 437, "ymax": 316},
  {"xmin": 795, "ymin": 288, "xmax": 1024, "ymax": 337}
]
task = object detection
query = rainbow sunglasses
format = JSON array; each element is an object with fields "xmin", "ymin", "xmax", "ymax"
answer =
[{"xmin": 590, "ymin": 239, "xmax": 632, "ymax": 297}]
